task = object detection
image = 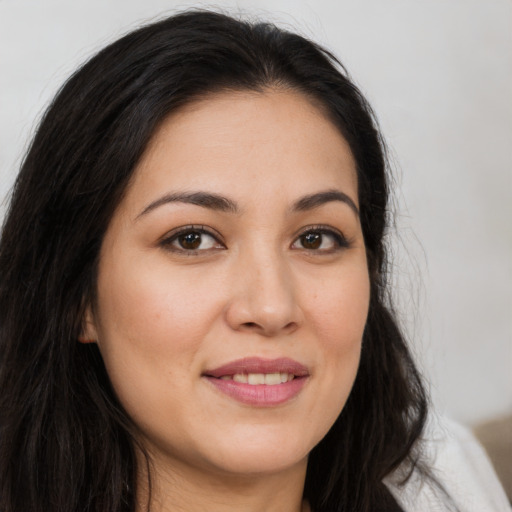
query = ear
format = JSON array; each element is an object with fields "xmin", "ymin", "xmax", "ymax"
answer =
[{"xmin": 78, "ymin": 305, "xmax": 99, "ymax": 344}]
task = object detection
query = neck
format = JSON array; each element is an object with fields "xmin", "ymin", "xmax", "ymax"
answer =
[{"xmin": 135, "ymin": 451, "xmax": 309, "ymax": 512}]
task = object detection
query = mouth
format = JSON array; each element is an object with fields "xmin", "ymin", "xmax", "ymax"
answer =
[
  {"xmin": 202, "ymin": 357, "xmax": 309, "ymax": 406},
  {"xmin": 218, "ymin": 372, "xmax": 296, "ymax": 385}
]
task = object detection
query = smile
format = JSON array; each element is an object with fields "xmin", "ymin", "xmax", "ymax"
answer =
[
  {"xmin": 220, "ymin": 372, "xmax": 295, "ymax": 384},
  {"xmin": 203, "ymin": 357, "xmax": 309, "ymax": 406}
]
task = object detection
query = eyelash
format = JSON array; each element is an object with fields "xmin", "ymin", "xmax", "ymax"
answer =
[
  {"xmin": 159, "ymin": 224, "xmax": 350, "ymax": 255},
  {"xmin": 159, "ymin": 225, "xmax": 224, "ymax": 255},
  {"xmin": 292, "ymin": 225, "xmax": 350, "ymax": 253}
]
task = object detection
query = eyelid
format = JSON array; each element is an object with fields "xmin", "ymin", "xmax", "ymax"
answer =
[
  {"xmin": 159, "ymin": 225, "xmax": 225, "ymax": 253},
  {"xmin": 291, "ymin": 224, "xmax": 350, "ymax": 250}
]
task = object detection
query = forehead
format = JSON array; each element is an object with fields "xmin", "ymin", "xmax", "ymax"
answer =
[{"xmin": 126, "ymin": 89, "xmax": 358, "ymax": 212}]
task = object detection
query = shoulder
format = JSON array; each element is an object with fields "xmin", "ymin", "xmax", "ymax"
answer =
[{"xmin": 384, "ymin": 415, "xmax": 511, "ymax": 512}]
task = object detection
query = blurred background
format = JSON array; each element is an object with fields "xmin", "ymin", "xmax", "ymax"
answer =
[{"xmin": 0, "ymin": 0, "xmax": 510, "ymax": 441}]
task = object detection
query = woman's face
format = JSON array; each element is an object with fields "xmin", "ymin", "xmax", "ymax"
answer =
[{"xmin": 84, "ymin": 89, "xmax": 370, "ymax": 479}]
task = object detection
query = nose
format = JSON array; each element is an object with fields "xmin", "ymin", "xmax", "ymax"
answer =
[{"xmin": 224, "ymin": 250, "xmax": 302, "ymax": 337}]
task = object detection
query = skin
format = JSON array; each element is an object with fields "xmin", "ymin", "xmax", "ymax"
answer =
[{"xmin": 82, "ymin": 89, "xmax": 370, "ymax": 512}]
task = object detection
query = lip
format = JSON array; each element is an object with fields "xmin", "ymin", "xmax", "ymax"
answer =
[
  {"xmin": 202, "ymin": 357, "xmax": 309, "ymax": 407},
  {"xmin": 204, "ymin": 357, "xmax": 309, "ymax": 378}
]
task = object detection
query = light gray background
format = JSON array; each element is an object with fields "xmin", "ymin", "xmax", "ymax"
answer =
[{"xmin": 1, "ymin": 0, "xmax": 511, "ymax": 427}]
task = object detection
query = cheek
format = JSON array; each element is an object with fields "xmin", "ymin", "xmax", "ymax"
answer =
[
  {"xmin": 96, "ymin": 254, "xmax": 220, "ymax": 349},
  {"xmin": 306, "ymin": 261, "xmax": 370, "ymax": 345},
  {"xmin": 302, "ymin": 261, "xmax": 369, "ymax": 420},
  {"xmin": 92, "ymin": 250, "xmax": 225, "ymax": 404},
  {"xmin": 92, "ymin": 253, "xmax": 228, "ymax": 439}
]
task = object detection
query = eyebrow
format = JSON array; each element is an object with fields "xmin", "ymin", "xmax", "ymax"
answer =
[
  {"xmin": 137, "ymin": 191, "xmax": 239, "ymax": 219},
  {"xmin": 136, "ymin": 188, "xmax": 359, "ymax": 219},
  {"xmin": 292, "ymin": 189, "xmax": 359, "ymax": 216}
]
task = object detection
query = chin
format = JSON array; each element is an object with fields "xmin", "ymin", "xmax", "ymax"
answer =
[
  {"xmin": 197, "ymin": 427, "xmax": 314, "ymax": 476},
  {"xmin": 212, "ymin": 450, "xmax": 309, "ymax": 477}
]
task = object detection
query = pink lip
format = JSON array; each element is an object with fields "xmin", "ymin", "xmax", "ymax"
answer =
[
  {"xmin": 204, "ymin": 357, "xmax": 309, "ymax": 378},
  {"xmin": 202, "ymin": 357, "xmax": 309, "ymax": 407}
]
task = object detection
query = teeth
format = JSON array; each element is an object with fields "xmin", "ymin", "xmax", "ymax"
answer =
[
  {"xmin": 222, "ymin": 373, "xmax": 295, "ymax": 385},
  {"xmin": 264, "ymin": 373, "xmax": 281, "ymax": 385},
  {"xmin": 247, "ymin": 373, "xmax": 265, "ymax": 385}
]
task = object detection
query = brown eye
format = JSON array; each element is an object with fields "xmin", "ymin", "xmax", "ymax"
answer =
[
  {"xmin": 291, "ymin": 228, "xmax": 348, "ymax": 252},
  {"xmin": 300, "ymin": 232, "xmax": 322, "ymax": 250},
  {"xmin": 178, "ymin": 232, "xmax": 202, "ymax": 250},
  {"xmin": 161, "ymin": 227, "xmax": 223, "ymax": 253}
]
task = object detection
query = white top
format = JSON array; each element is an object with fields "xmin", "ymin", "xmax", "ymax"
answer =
[{"xmin": 384, "ymin": 416, "xmax": 511, "ymax": 511}]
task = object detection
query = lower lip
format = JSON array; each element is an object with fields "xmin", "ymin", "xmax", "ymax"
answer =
[{"xmin": 204, "ymin": 376, "xmax": 307, "ymax": 406}]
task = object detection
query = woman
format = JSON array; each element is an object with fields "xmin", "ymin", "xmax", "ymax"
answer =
[{"xmin": 0, "ymin": 10, "xmax": 507, "ymax": 512}]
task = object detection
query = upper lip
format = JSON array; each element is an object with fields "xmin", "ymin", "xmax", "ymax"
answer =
[{"xmin": 203, "ymin": 357, "xmax": 309, "ymax": 378}]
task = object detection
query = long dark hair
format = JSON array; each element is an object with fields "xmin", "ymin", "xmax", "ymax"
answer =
[{"xmin": 0, "ymin": 10, "xmax": 428, "ymax": 512}]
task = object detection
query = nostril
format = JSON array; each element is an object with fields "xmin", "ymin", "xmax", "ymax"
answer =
[
  {"xmin": 284, "ymin": 321, "xmax": 298, "ymax": 332},
  {"xmin": 239, "ymin": 320, "xmax": 298, "ymax": 336}
]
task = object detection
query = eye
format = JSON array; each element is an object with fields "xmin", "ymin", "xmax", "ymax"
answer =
[
  {"xmin": 160, "ymin": 226, "xmax": 224, "ymax": 253},
  {"xmin": 291, "ymin": 227, "xmax": 348, "ymax": 252}
]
